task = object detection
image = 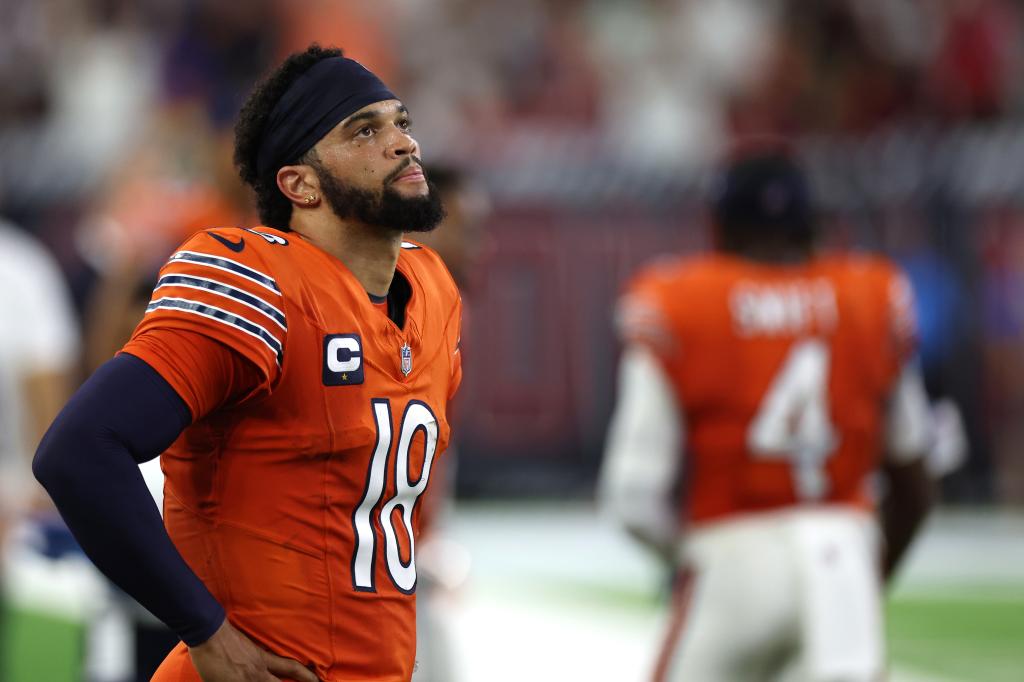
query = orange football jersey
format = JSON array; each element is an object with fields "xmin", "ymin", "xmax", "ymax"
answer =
[
  {"xmin": 619, "ymin": 252, "xmax": 916, "ymax": 525},
  {"xmin": 122, "ymin": 226, "xmax": 462, "ymax": 681}
]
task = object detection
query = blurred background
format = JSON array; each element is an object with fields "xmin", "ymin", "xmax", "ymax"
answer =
[{"xmin": 1, "ymin": 0, "xmax": 1022, "ymax": 681}]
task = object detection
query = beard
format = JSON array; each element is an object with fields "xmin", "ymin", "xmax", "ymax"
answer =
[{"xmin": 312, "ymin": 157, "xmax": 446, "ymax": 234}]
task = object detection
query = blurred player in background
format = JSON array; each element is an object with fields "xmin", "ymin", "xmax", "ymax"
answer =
[
  {"xmin": 34, "ymin": 43, "xmax": 462, "ymax": 682},
  {"xmin": 0, "ymin": 221, "xmax": 79, "ymax": 679},
  {"xmin": 0, "ymin": 220, "xmax": 79, "ymax": 543},
  {"xmin": 409, "ymin": 165, "xmax": 489, "ymax": 682},
  {"xmin": 599, "ymin": 149, "xmax": 934, "ymax": 682}
]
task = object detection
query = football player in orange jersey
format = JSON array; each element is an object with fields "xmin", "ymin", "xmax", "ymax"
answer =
[
  {"xmin": 599, "ymin": 149, "xmax": 934, "ymax": 682},
  {"xmin": 34, "ymin": 44, "xmax": 462, "ymax": 682}
]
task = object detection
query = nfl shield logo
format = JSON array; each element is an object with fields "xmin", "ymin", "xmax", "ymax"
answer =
[{"xmin": 400, "ymin": 343, "xmax": 413, "ymax": 376}]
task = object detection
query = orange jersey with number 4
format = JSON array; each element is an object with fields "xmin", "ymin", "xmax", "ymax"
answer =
[
  {"xmin": 123, "ymin": 227, "xmax": 462, "ymax": 682},
  {"xmin": 619, "ymin": 252, "xmax": 915, "ymax": 525}
]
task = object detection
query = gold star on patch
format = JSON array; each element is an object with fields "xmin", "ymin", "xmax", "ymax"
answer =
[{"xmin": 342, "ymin": 373, "xmax": 348, "ymax": 381}]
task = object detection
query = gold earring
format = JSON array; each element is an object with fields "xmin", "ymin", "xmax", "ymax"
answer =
[{"xmin": 305, "ymin": 195, "xmax": 316, "ymax": 204}]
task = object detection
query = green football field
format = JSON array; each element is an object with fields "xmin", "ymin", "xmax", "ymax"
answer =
[
  {"xmin": 443, "ymin": 504, "xmax": 1024, "ymax": 682},
  {"xmin": 2, "ymin": 606, "xmax": 82, "ymax": 682},
  {"xmin": 5, "ymin": 584, "xmax": 1020, "ymax": 682},
  {"xmin": 4, "ymin": 505, "xmax": 1022, "ymax": 681},
  {"xmin": 511, "ymin": 577, "xmax": 1024, "ymax": 682},
  {"xmin": 886, "ymin": 586, "xmax": 1024, "ymax": 682}
]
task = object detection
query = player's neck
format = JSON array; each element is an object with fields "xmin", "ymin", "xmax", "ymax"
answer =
[{"xmin": 291, "ymin": 213, "xmax": 401, "ymax": 297}]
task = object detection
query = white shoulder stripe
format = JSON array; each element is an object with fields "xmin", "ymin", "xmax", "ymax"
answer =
[
  {"xmin": 155, "ymin": 274, "xmax": 286, "ymax": 331},
  {"xmin": 168, "ymin": 251, "xmax": 281, "ymax": 295},
  {"xmin": 146, "ymin": 296, "xmax": 283, "ymax": 365}
]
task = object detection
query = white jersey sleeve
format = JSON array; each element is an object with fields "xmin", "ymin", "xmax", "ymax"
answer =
[{"xmin": 598, "ymin": 344, "xmax": 684, "ymax": 546}]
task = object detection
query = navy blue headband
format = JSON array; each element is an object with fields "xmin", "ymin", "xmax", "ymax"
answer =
[{"xmin": 256, "ymin": 57, "xmax": 397, "ymax": 178}]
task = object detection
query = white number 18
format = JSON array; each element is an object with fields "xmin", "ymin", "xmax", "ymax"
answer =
[{"xmin": 352, "ymin": 399, "xmax": 438, "ymax": 593}]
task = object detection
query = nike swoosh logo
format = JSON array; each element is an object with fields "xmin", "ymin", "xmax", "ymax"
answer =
[{"xmin": 208, "ymin": 232, "xmax": 245, "ymax": 252}]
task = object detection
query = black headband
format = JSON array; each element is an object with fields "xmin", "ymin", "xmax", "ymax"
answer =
[{"xmin": 256, "ymin": 57, "xmax": 397, "ymax": 178}]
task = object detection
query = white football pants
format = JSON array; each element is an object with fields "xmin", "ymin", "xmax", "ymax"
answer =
[{"xmin": 654, "ymin": 507, "xmax": 884, "ymax": 682}]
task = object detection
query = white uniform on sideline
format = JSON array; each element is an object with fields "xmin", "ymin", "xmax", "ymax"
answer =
[{"xmin": 0, "ymin": 221, "xmax": 80, "ymax": 519}]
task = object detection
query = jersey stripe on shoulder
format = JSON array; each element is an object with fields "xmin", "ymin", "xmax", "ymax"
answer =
[
  {"xmin": 169, "ymin": 250, "xmax": 281, "ymax": 295},
  {"xmin": 146, "ymin": 297, "xmax": 283, "ymax": 364},
  {"xmin": 155, "ymin": 274, "xmax": 286, "ymax": 330}
]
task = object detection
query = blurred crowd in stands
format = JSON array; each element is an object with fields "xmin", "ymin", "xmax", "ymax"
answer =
[{"xmin": 1, "ymin": 0, "xmax": 1023, "ymax": 508}]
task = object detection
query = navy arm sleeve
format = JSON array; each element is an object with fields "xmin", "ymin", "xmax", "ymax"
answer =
[{"xmin": 32, "ymin": 353, "xmax": 225, "ymax": 646}]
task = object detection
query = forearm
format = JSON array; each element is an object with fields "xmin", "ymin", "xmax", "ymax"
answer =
[
  {"xmin": 880, "ymin": 459, "xmax": 933, "ymax": 582},
  {"xmin": 881, "ymin": 360, "xmax": 935, "ymax": 582},
  {"xmin": 32, "ymin": 354, "xmax": 225, "ymax": 645}
]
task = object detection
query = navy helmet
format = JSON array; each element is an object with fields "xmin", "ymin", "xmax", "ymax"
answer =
[{"xmin": 710, "ymin": 150, "xmax": 816, "ymax": 246}]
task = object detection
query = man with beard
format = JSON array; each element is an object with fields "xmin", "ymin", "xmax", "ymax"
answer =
[{"xmin": 33, "ymin": 45, "xmax": 462, "ymax": 682}]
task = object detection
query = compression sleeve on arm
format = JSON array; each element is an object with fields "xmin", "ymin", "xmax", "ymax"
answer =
[{"xmin": 32, "ymin": 353, "xmax": 225, "ymax": 646}]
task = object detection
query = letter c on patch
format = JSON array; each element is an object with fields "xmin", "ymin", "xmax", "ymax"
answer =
[{"xmin": 323, "ymin": 333, "xmax": 364, "ymax": 385}]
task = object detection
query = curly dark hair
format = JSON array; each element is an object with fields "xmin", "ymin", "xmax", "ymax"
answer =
[{"xmin": 234, "ymin": 44, "xmax": 344, "ymax": 231}]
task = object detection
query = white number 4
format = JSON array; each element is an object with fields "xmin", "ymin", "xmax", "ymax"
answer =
[{"xmin": 747, "ymin": 339, "xmax": 839, "ymax": 500}]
